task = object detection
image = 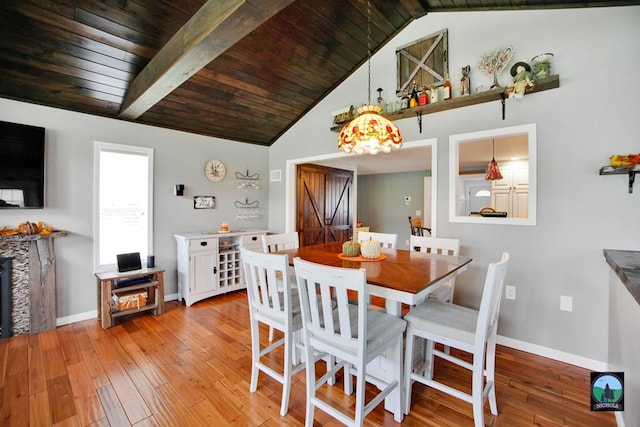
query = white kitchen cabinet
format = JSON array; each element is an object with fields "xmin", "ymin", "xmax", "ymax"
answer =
[
  {"xmin": 175, "ymin": 230, "xmax": 266, "ymax": 306},
  {"xmin": 491, "ymin": 162, "xmax": 529, "ymax": 218}
]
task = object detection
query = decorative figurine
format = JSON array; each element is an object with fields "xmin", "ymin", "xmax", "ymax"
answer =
[
  {"xmin": 506, "ymin": 61, "xmax": 535, "ymax": 99},
  {"xmin": 460, "ymin": 65, "xmax": 471, "ymax": 96}
]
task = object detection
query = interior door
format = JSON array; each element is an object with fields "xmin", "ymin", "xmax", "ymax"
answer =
[{"xmin": 297, "ymin": 164, "xmax": 353, "ymax": 246}]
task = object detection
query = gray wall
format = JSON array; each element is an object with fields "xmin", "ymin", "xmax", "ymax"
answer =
[
  {"xmin": 269, "ymin": 7, "xmax": 640, "ymax": 364},
  {"xmin": 357, "ymin": 171, "xmax": 428, "ymax": 249},
  {"xmin": 0, "ymin": 99, "xmax": 269, "ymax": 321}
]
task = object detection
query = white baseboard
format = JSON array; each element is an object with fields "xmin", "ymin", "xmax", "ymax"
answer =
[
  {"xmin": 56, "ymin": 310, "xmax": 97, "ymax": 326},
  {"xmin": 56, "ymin": 293, "xmax": 180, "ymax": 327},
  {"xmin": 497, "ymin": 335, "xmax": 608, "ymax": 371}
]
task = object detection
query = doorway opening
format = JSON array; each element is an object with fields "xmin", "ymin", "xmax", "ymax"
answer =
[{"xmin": 285, "ymin": 138, "xmax": 437, "ymax": 237}]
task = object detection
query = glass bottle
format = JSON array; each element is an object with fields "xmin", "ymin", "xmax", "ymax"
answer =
[
  {"xmin": 400, "ymin": 93, "xmax": 410, "ymax": 109},
  {"xmin": 376, "ymin": 87, "xmax": 385, "ymax": 113},
  {"xmin": 409, "ymin": 81, "xmax": 419, "ymax": 108},
  {"xmin": 443, "ymin": 73, "xmax": 453, "ymax": 100},
  {"xmin": 429, "ymin": 84, "xmax": 438, "ymax": 103},
  {"xmin": 418, "ymin": 86, "xmax": 429, "ymax": 105}
]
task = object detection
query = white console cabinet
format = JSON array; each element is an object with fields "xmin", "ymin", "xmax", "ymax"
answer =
[{"xmin": 174, "ymin": 230, "xmax": 266, "ymax": 306}]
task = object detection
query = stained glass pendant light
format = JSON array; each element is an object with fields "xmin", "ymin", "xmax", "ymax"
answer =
[
  {"xmin": 485, "ymin": 139, "xmax": 503, "ymax": 180},
  {"xmin": 338, "ymin": 0, "xmax": 402, "ymax": 155}
]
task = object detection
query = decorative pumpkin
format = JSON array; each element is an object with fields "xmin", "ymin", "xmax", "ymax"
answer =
[
  {"xmin": 342, "ymin": 240, "xmax": 361, "ymax": 257},
  {"xmin": 19, "ymin": 221, "xmax": 39, "ymax": 235},
  {"xmin": 360, "ymin": 238, "xmax": 381, "ymax": 259}
]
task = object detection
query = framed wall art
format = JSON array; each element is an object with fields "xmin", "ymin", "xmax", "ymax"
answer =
[
  {"xmin": 396, "ymin": 28, "xmax": 448, "ymax": 95},
  {"xmin": 194, "ymin": 196, "xmax": 215, "ymax": 209}
]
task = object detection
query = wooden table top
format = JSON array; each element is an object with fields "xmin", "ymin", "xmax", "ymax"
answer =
[
  {"xmin": 95, "ymin": 267, "xmax": 165, "ymax": 281},
  {"xmin": 277, "ymin": 241, "xmax": 472, "ymax": 297}
]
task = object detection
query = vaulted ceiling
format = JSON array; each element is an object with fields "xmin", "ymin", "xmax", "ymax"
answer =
[{"xmin": 1, "ymin": 1, "xmax": 638, "ymax": 146}]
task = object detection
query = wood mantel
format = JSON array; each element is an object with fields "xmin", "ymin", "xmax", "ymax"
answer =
[{"xmin": 0, "ymin": 231, "xmax": 67, "ymax": 334}]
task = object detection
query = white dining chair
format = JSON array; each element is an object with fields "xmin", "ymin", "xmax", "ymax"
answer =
[
  {"xmin": 240, "ymin": 247, "xmax": 305, "ymax": 416},
  {"xmin": 261, "ymin": 231, "xmax": 299, "ymax": 253},
  {"xmin": 409, "ymin": 235, "xmax": 461, "ymax": 303},
  {"xmin": 358, "ymin": 231, "xmax": 397, "ymax": 249},
  {"xmin": 294, "ymin": 257, "xmax": 407, "ymax": 426},
  {"xmin": 403, "ymin": 253, "xmax": 510, "ymax": 427},
  {"xmin": 354, "ymin": 226, "xmax": 369, "ymax": 242},
  {"xmin": 261, "ymin": 232, "xmax": 300, "ymax": 341}
]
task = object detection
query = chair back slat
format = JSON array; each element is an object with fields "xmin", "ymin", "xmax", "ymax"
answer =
[
  {"xmin": 475, "ymin": 252, "xmax": 510, "ymax": 346},
  {"xmin": 262, "ymin": 232, "xmax": 299, "ymax": 253},
  {"xmin": 358, "ymin": 231, "xmax": 397, "ymax": 249}
]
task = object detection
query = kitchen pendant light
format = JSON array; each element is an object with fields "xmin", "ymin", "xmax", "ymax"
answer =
[
  {"xmin": 338, "ymin": 0, "xmax": 402, "ymax": 155},
  {"xmin": 485, "ymin": 139, "xmax": 503, "ymax": 180}
]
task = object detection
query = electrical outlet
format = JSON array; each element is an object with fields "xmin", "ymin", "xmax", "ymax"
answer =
[
  {"xmin": 560, "ymin": 295, "xmax": 573, "ymax": 312},
  {"xmin": 405, "ymin": 240, "xmax": 410, "ymax": 246},
  {"xmin": 416, "ymin": 210, "xmax": 421, "ymax": 216},
  {"xmin": 505, "ymin": 285, "xmax": 516, "ymax": 300}
]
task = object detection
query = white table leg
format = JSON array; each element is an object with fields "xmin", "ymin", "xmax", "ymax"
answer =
[{"xmin": 384, "ymin": 299, "xmax": 403, "ymax": 421}]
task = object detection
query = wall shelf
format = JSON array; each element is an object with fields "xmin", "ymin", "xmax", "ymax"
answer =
[
  {"xmin": 600, "ymin": 164, "xmax": 640, "ymax": 193},
  {"xmin": 330, "ymin": 74, "xmax": 560, "ymax": 132}
]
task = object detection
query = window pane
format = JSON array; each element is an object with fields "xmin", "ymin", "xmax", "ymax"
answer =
[{"xmin": 96, "ymin": 144, "xmax": 153, "ymax": 269}]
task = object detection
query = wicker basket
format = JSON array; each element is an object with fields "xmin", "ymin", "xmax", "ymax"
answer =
[{"xmin": 113, "ymin": 290, "xmax": 148, "ymax": 311}]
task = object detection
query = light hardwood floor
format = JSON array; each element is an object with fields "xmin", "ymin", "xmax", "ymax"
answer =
[{"xmin": 0, "ymin": 291, "xmax": 616, "ymax": 426}]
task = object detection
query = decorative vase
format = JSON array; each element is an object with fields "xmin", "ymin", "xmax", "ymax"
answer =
[{"xmin": 531, "ymin": 53, "xmax": 554, "ymax": 80}]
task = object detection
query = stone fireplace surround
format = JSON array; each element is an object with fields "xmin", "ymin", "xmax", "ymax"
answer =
[{"xmin": 0, "ymin": 231, "xmax": 67, "ymax": 336}]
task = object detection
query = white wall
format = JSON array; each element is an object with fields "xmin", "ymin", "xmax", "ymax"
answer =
[
  {"xmin": 268, "ymin": 7, "xmax": 640, "ymax": 364},
  {"xmin": 0, "ymin": 99, "xmax": 269, "ymax": 321}
]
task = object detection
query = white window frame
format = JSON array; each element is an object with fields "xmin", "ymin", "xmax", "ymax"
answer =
[{"xmin": 93, "ymin": 141, "xmax": 154, "ymax": 273}]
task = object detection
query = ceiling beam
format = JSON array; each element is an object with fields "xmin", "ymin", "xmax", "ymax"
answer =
[{"xmin": 119, "ymin": 0, "xmax": 295, "ymax": 120}]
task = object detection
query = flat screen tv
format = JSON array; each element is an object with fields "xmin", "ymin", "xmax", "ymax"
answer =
[{"xmin": 0, "ymin": 121, "xmax": 46, "ymax": 209}]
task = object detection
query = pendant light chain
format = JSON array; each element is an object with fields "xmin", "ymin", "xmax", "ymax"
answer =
[
  {"xmin": 336, "ymin": 0, "xmax": 403, "ymax": 155},
  {"xmin": 367, "ymin": 0, "xmax": 371, "ymax": 106}
]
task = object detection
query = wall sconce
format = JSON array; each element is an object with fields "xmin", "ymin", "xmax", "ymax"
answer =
[{"xmin": 175, "ymin": 184, "xmax": 184, "ymax": 196}]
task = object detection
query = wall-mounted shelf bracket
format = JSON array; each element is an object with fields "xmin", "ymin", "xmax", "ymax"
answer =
[
  {"xmin": 416, "ymin": 111, "xmax": 422, "ymax": 133},
  {"xmin": 600, "ymin": 164, "xmax": 640, "ymax": 193}
]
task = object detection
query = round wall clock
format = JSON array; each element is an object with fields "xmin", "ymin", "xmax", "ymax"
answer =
[{"xmin": 204, "ymin": 159, "xmax": 226, "ymax": 181}]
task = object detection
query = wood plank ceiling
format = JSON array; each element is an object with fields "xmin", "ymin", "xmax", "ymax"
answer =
[{"xmin": 1, "ymin": 0, "xmax": 638, "ymax": 146}]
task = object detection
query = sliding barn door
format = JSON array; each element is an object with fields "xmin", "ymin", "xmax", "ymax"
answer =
[{"xmin": 297, "ymin": 164, "xmax": 353, "ymax": 246}]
